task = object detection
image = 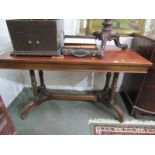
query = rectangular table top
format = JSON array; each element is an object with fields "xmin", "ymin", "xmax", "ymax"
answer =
[{"xmin": 0, "ymin": 49, "xmax": 152, "ymax": 73}]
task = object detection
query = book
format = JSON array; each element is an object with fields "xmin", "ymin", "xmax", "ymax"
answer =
[{"xmin": 64, "ymin": 36, "xmax": 97, "ymax": 49}]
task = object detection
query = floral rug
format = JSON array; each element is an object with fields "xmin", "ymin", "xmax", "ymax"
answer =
[{"xmin": 89, "ymin": 119, "xmax": 155, "ymax": 135}]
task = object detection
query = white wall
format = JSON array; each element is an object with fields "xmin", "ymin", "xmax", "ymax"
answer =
[
  {"xmin": 0, "ymin": 19, "xmax": 133, "ymax": 107},
  {"xmin": 64, "ymin": 19, "xmax": 80, "ymax": 35},
  {"xmin": 0, "ymin": 20, "xmax": 24, "ymax": 107}
]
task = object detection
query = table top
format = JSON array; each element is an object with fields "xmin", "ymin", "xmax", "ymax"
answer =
[{"xmin": 0, "ymin": 49, "xmax": 152, "ymax": 73}]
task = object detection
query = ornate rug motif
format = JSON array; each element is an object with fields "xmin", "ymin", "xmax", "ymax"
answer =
[{"xmin": 89, "ymin": 119, "xmax": 155, "ymax": 135}]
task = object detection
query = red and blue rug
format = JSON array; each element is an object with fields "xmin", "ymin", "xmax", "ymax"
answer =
[{"xmin": 89, "ymin": 119, "xmax": 155, "ymax": 135}]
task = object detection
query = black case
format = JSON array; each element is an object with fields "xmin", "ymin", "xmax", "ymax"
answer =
[{"xmin": 6, "ymin": 19, "xmax": 64, "ymax": 56}]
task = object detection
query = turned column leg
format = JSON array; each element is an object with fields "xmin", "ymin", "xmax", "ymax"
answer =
[
  {"xmin": 109, "ymin": 72, "xmax": 124, "ymax": 122},
  {"xmin": 38, "ymin": 70, "xmax": 50, "ymax": 96},
  {"xmin": 98, "ymin": 72, "xmax": 111, "ymax": 104},
  {"xmin": 103, "ymin": 72, "xmax": 111, "ymax": 92},
  {"xmin": 38, "ymin": 70, "xmax": 46, "ymax": 89},
  {"xmin": 30, "ymin": 70, "xmax": 38, "ymax": 99}
]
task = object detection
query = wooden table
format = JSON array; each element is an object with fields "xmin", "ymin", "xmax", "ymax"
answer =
[{"xmin": 0, "ymin": 49, "xmax": 152, "ymax": 122}]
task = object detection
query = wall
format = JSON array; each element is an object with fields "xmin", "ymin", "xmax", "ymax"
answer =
[
  {"xmin": 0, "ymin": 20, "xmax": 24, "ymax": 107},
  {"xmin": 0, "ymin": 19, "xmax": 133, "ymax": 107}
]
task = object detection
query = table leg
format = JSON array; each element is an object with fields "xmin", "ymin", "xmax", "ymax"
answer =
[
  {"xmin": 98, "ymin": 72, "xmax": 124, "ymax": 122},
  {"xmin": 109, "ymin": 73, "xmax": 124, "ymax": 122},
  {"xmin": 39, "ymin": 70, "xmax": 46, "ymax": 89},
  {"xmin": 30, "ymin": 70, "xmax": 38, "ymax": 99},
  {"xmin": 21, "ymin": 70, "xmax": 51, "ymax": 119},
  {"xmin": 97, "ymin": 72, "xmax": 111, "ymax": 106},
  {"xmin": 103, "ymin": 72, "xmax": 111, "ymax": 92},
  {"xmin": 38, "ymin": 70, "xmax": 50, "ymax": 96},
  {"xmin": 21, "ymin": 70, "xmax": 38, "ymax": 119}
]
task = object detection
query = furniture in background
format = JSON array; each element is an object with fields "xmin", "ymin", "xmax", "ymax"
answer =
[
  {"xmin": 0, "ymin": 49, "xmax": 152, "ymax": 122},
  {"xmin": 120, "ymin": 33, "xmax": 155, "ymax": 118},
  {"xmin": 0, "ymin": 96, "xmax": 16, "ymax": 135}
]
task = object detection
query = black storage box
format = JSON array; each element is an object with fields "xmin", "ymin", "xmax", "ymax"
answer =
[{"xmin": 6, "ymin": 19, "xmax": 64, "ymax": 56}]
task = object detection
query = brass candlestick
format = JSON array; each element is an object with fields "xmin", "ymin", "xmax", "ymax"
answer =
[{"xmin": 93, "ymin": 19, "xmax": 128, "ymax": 58}]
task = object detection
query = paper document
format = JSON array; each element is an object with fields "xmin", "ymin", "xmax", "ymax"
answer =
[{"xmin": 64, "ymin": 37, "xmax": 96, "ymax": 45}]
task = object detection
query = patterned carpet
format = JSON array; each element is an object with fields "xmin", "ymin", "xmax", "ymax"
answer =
[{"xmin": 7, "ymin": 88, "xmax": 155, "ymax": 135}]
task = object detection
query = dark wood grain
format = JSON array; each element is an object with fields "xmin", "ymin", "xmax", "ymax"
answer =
[{"xmin": 120, "ymin": 33, "xmax": 155, "ymax": 118}]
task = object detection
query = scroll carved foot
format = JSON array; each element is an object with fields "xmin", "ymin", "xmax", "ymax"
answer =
[
  {"xmin": 98, "ymin": 92, "xmax": 124, "ymax": 122},
  {"xmin": 21, "ymin": 99, "xmax": 37, "ymax": 119},
  {"xmin": 21, "ymin": 92, "xmax": 51, "ymax": 119},
  {"xmin": 110, "ymin": 33, "xmax": 128, "ymax": 50},
  {"xmin": 110, "ymin": 101, "xmax": 124, "ymax": 122}
]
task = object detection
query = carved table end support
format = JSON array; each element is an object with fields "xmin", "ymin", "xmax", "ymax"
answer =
[
  {"xmin": 21, "ymin": 70, "xmax": 51, "ymax": 119},
  {"xmin": 109, "ymin": 73, "xmax": 124, "ymax": 122},
  {"xmin": 21, "ymin": 70, "xmax": 124, "ymax": 122},
  {"xmin": 98, "ymin": 72, "xmax": 124, "ymax": 122}
]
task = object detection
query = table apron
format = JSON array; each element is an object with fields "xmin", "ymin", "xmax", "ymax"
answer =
[{"xmin": 0, "ymin": 62, "xmax": 148, "ymax": 73}]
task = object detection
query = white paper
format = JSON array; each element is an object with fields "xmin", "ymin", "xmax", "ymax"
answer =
[{"xmin": 64, "ymin": 37, "xmax": 96, "ymax": 44}]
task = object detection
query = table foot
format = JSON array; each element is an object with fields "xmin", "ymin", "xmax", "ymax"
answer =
[
  {"xmin": 110, "ymin": 101, "xmax": 124, "ymax": 122},
  {"xmin": 98, "ymin": 92, "xmax": 124, "ymax": 122},
  {"xmin": 21, "ymin": 93, "xmax": 52, "ymax": 119},
  {"xmin": 21, "ymin": 99, "xmax": 37, "ymax": 119}
]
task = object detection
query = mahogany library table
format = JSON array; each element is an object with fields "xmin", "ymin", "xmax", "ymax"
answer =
[{"xmin": 0, "ymin": 49, "xmax": 152, "ymax": 122}]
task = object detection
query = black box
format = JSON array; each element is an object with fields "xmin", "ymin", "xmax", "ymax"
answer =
[{"xmin": 6, "ymin": 19, "xmax": 64, "ymax": 56}]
